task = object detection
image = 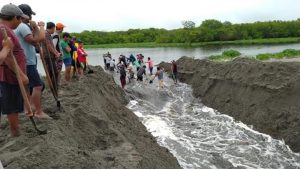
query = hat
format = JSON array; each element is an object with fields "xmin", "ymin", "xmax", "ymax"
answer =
[
  {"xmin": 56, "ymin": 23, "xmax": 65, "ymax": 29},
  {"xmin": 0, "ymin": 3, "xmax": 29, "ymax": 19},
  {"xmin": 18, "ymin": 4, "xmax": 35, "ymax": 16},
  {"xmin": 77, "ymin": 40, "xmax": 83, "ymax": 43}
]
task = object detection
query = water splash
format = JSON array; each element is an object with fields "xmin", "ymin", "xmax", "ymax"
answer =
[{"xmin": 126, "ymin": 77, "xmax": 300, "ymax": 169}]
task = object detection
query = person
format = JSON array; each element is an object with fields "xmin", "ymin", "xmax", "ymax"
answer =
[
  {"xmin": 52, "ymin": 22, "xmax": 64, "ymax": 87},
  {"xmin": 155, "ymin": 67, "xmax": 164, "ymax": 89},
  {"xmin": 77, "ymin": 40, "xmax": 87, "ymax": 75},
  {"xmin": 40, "ymin": 22, "xmax": 60, "ymax": 92},
  {"xmin": 145, "ymin": 57, "xmax": 154, "ymax": 75},
  {"xmin": 119, "ymin": 54, "xmax": 127, "ymax": 68},
  {"xmin": 105, "ymin": 53, "xmax": 111, "ymax": 69},
  {"xmin": 171, "ymin": 60, "xmax": 178, "ymax": 84},
  {"xmin": 109, "ymin": 59, "xmax": 115, "ymax": 72},
  {"xmin": 15, "ymin": 4, "xmax": 50, "ymax": 119},
  {"xmin": 127, "ymin": 63, "xmax": 134, "ymax": 82},
  {"xmin": 119, "ymin": 64, "xmax": 126, "ymax": 89},
  {"xmin": 69, "ymin": 36, "xmax": 78, "ymax": 77},
  {"xmin": 60, "ymin": 32, "xmax": 72, "ymax": 81},
  {"xmin": 0, "ymin": 3, "xmax": 29, "ymax": 136},
  {"xmin": 137, "ymin": 65, "xmax": 146, "ymax": 81},
  {"xmin": 129, "ymin": 54, "xmax": 136, "ymax": 63}
]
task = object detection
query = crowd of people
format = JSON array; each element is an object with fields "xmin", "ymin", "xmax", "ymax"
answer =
[
  {"xmin": 102, "ymin": 52, "xmax": 178, "ymax": 89},
  {"xmin": 0, "ymin": 3, "xmax": 89, "ymax": 137},
  {"xmin": 0, "ymin": 3, "xmax": 178, "ymax": 138}
]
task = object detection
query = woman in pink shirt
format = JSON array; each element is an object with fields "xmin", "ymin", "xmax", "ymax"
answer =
[{"xmin": 146, "ymin": 57, "xmax": 154, "ymax": 75}]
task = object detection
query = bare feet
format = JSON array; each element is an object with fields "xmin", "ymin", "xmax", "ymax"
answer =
[{"xmin": 34, "ymin": 111, "xmax": 52, "ymax": 119}]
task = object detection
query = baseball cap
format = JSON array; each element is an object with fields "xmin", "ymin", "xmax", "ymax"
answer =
[
  {"xmin": 18, "ymin": 4, "xmax": 35, "ymax": 16},
  {"xmin": 56, "ymin": 23, "xmax": 65, "ymax": 29},
  {"xmin": 0, "ymin": 3, "xmax": 29, "ymax": 19}
]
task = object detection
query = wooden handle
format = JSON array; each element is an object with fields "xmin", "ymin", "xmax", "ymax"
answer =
[{"xmin": 1, "ymin": 28, "xmax": 33, "ymax": 116}]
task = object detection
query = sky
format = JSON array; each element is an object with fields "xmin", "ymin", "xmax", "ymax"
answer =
[{"xmin": 2, "ymin": 0, "xmax": 300, "ymax": 33}]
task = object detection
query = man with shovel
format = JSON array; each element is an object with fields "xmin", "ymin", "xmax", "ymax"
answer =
[{"xmin": 0, "ymin": 3, "xmax": 29, "ymax": 136}]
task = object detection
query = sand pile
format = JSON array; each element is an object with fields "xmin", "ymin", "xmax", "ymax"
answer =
[
  {"xmin": 0, "ymin": 66, "xmax": 181, "ymax": 169},
  {"xmin": 160, "ymin": 56, "xmax": 300, "ymax": 152}
]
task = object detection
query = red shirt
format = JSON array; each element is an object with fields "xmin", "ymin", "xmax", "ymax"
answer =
[
  {"xmin": 77, "ymin": 47, "xmax": 86, "ymax": 63},
  {"xmin": 0, "ymin": 24, "xmax": 26, "ymax": 84}
]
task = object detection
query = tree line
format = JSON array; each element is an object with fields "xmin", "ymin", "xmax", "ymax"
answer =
[{"xmin": 71, "ymin": 19, "xmax": 300, "ymax": 45}]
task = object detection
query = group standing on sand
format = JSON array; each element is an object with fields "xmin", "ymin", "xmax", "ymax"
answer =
[{"xmin": 0, "ymin": 3, "xmax": 91, "ymax": 137}]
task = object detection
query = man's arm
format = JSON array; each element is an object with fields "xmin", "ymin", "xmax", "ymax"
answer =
[
  {"xmin": 24, "ymin": 21, "xmax": 45, "ymax": 46},
  {"xmin": 0, "ymin": 38, "xmax": 13, "ymax": 64},
  {"xmin": 45, "ymin": 38, "xmax": 60, "ymax": 58}
]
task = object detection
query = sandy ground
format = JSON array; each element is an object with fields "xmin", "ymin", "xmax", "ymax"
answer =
[
  {"xmin": 0, "ymin": 66, "xmax": 181, "ymax": 169},
  {"xmin": 160, "ymin": 57, "xmax": 300, "ymax": 153}
]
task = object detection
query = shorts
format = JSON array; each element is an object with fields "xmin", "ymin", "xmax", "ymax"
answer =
[
  {"xmin": 137, "ymin": 76, "xmax": 143, "ymax": 81},
  {"xmin": 27, "ymin": 65, "xmax": 44, "ymax": 88},
  {"xmin": 0, "ymin": 82, "xmax": 23, "ymax": 115},
  {"xmin": 63, "ymin": 58, "xmax": 72, "ymax": 67}
]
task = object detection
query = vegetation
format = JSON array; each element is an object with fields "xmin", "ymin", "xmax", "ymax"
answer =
[
  {"xmin": 84, "ymin": 37, "xmax": 300, "ymax": 48},
  {"xmin": 72, "ymin": 19, "xmax": 300, "ymax": 46},
  {"xmin": 256, "ymin": 49, "xmax": 300, "ymax": 60},
  {"xmin": 208, "ymin": 50, "xmax": 241, "ymax": 61},
  {"xmin": 208, "ymin": 49, "xmax": 300, "ymax": 61}
]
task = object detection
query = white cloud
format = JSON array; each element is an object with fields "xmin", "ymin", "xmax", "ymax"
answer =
[{"xmin": 2, "ymin": 0, "xmax": 300, "ymax": 32}]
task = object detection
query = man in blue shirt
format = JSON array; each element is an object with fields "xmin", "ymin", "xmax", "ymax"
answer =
[{"xmin": 14, "ymin": 4, "xmax": 50, "ymax": 119}]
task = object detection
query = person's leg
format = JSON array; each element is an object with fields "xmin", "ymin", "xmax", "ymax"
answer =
[
  {"xmin": 65, "ymin": 66, "xmax": 71, "ymax": 81},
  {"xmin": 56, "ymin": 58, "xmax": 63, "ymax": 88},
  {"xmin": 150, "ymin": 67, "xmax": 153, "ymax": 75},
  {"xmin": 31, "ymin": 86, "xmax": 43, "ymax": 115},
  {"xmin": 7, "ymin": 113, "xmax": 20, "ymax": 136},
  {"xmin": 1, "ymin": 83, "xmax": 24, "ymax": 136}
]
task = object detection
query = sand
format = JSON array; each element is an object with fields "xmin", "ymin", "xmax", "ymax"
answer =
[
  {"xmin": 0, "ymin": 66, "xmax": 181, "ymax": 169},
  {"xmin": 160, "ymin": 57, "xmax": 300, "ymax": 152}
]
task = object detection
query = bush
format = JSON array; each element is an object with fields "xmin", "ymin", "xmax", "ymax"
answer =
[
  {"xmin": 222, "ymin": 50, "xmax": 241, "ymax": 58},
  {"xmin": 256, "ymin": 54, "xmax": 271, "ymax": 60}
]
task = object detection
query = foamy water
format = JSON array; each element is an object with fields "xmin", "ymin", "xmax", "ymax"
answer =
[{"xmin": 123, "ymin": 75, "xmax": 300, "ymax": 169}]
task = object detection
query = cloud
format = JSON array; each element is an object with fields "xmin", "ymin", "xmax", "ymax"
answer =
[{"xmin": 2, "ymin": 0, "xmax": 300, "ymax": 32}]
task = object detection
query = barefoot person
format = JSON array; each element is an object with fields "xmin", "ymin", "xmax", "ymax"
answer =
[
  {"xmin": 0, "ymin": 3, "xmax": 29, "ymax": 136},
  {"xmin": 14, "ymin": 4, "xmax": 50, "ymax": 118}
]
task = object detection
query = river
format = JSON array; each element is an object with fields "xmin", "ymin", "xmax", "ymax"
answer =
[
  {"xmin": 37, "ymin": 43, "xmax": 300, "ymax": 74},
  {"xmin": 120, "ymin": 73, "xmax": 300, "ymax": 169}
]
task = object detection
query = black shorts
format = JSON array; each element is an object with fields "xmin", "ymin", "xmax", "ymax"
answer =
[
  {"xmin": 72, "ymin": 58, "xmax": 81, "ymax": 68},
  {"xmin": 137, "ymin": 76, "xmax": 143, "ymax": 81},
  {"xmin": 0, "ymin": 82, "xmax": 23, "ymax": 115},
  {"xmin": 27, "ymin": 65, "xmax": 43, "ymax": 88}
]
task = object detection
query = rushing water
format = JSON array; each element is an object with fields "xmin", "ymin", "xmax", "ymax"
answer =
[
  {"xmin": 37, "ymin": 43, "xmax": 300, "ymax": 74},
  {"xmin": 114, "ymin": 73, "xmax": 300, "ymax": 169}
]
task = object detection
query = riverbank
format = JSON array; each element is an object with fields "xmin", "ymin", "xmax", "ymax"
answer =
[
  {"xmin": 160, "ymin": 57, "xmax": 300, "ymax": 152},
  {"xmin": 0, "ymin": 67, "xmax": 181, "ymax": 169},
  {"xmin": 85, "ymin": 37, "xmax": 300, "ymax": 48}
]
